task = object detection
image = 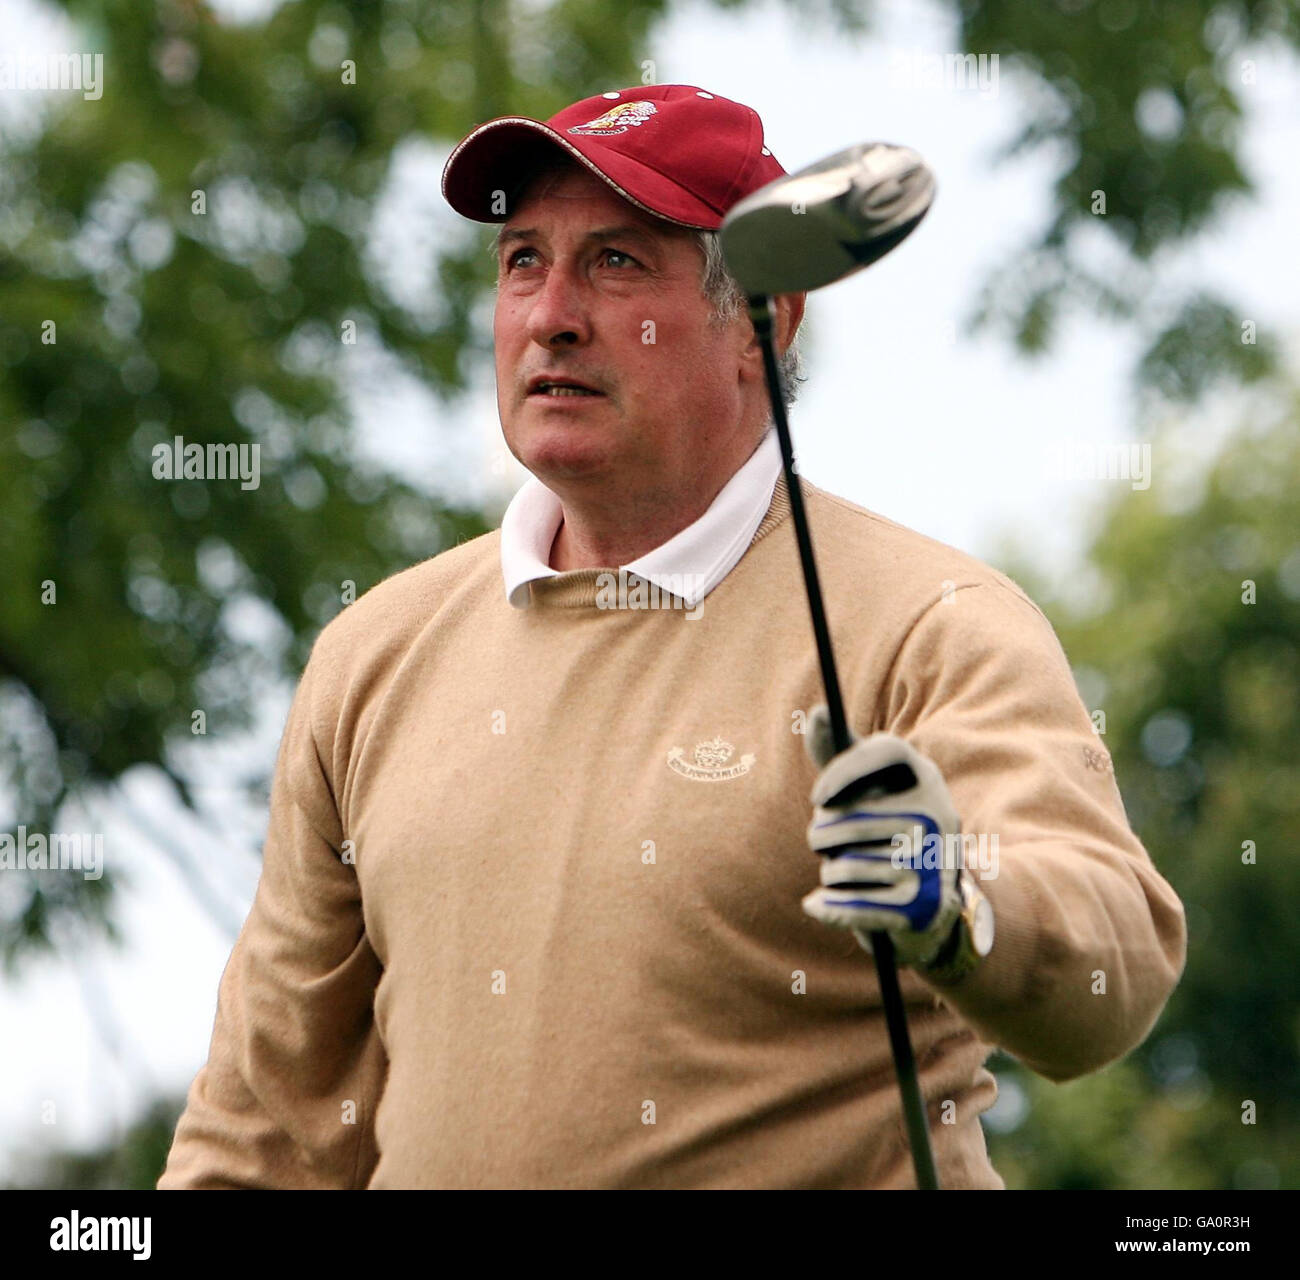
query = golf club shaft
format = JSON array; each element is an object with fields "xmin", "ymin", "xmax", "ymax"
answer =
[{"xmin": 749, "ymin": 295, "xmax": 941, "ymax": 1192}]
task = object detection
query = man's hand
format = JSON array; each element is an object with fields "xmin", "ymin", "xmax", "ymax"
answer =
[{"xmin": 802, "ymin": 705, "xmax": 963, "ymax": 968}]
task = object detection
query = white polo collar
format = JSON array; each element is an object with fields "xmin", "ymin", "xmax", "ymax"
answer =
[{"xmin": 500, "ymin": 426, "xmax": 781, "ymax": 609}]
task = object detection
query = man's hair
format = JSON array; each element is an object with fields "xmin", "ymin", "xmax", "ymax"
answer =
[{"xmin": 690, "ymin": 227, "xmax": 805, "ymax": 412}]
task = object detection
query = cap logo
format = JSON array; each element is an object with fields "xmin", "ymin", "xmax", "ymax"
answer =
[{"xmin": 567, "ymin": 100, "xmax": 658, "ymax": 136}]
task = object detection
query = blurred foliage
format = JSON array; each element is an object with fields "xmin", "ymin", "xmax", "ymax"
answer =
[
  {"xmin": 962, "ymin": 0, "xmax": 1293, "ymax": 396},
  {"xmin": 2, "ymin": 1097, "xmax": 183, "ymax": 1190},
  {"xmin": 2, "ymin": 0, "xmax": 1297, "ymax": 1190},
  {"xmin": 985, "ymin": 377, "xmax": 1300, "ymax": 1189}
]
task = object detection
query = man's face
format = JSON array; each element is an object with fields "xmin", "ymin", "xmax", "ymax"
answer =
[{"xmin": 493, "ymin": 162, "xmax": 757, "ymax": 498}]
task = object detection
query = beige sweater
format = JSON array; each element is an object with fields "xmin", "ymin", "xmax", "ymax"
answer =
[{"xmin": 158, "ymin": 476, "xmax": 1186, "ymax": 1189}]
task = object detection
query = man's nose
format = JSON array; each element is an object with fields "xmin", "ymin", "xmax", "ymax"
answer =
[{"xmin": 525, "ymin": 261, "xmax": 591, "ymax": 348}]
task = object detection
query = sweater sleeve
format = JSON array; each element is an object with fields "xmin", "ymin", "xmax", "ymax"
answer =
[
  {"xmin": 157, "ymin": 653, "xmax": 387, "ymax": 1189},
  {"xmin": 877, "ymin": 580, "xmax": 1186, "ymax": 1083}
]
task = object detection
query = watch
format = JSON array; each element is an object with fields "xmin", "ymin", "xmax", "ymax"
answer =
[{"xmin": 921, "ymin": 868, "xmax": 995, "ymax": 984}]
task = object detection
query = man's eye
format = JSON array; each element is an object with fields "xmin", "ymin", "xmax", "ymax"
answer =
[{"xmin": 505, "ymin": 248, "xmax": 639, "ymax": 270}]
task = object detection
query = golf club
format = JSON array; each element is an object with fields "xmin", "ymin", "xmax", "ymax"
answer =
[{"xmin": 720, "ymin": 142, "xmax": 940, "ymax": 1190}]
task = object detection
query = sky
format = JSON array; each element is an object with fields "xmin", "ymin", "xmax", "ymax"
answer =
[{"xmin": 1, "ymin": 0, "xmax": 1296, "ymax": 1179}]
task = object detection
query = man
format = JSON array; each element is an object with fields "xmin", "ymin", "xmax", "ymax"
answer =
[{"xmin": 158, "ymin": 84, "xmax": 1186, "ymax": 1189}]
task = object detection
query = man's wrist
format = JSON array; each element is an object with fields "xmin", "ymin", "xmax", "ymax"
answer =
[
  {"xmin": 925, "ymin": 913, "xmax": 965, "ymax": 971},
  {"xmin": 919, "ymin": 870, "xmax": 995, "ymax": 985}
]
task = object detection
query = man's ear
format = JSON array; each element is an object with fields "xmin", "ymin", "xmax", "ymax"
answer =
[
  {"xmin": 776, "ymin": 292, "xmax": 807, "ymax": 355},
  {"xmin": 740, "ymin": 291, "xmax": 807, "ymax": 360}
]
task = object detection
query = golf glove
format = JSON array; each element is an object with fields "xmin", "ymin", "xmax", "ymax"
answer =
[{"xmin": 802, "ymin": 705, "xmax": 964, "ymax": 969}]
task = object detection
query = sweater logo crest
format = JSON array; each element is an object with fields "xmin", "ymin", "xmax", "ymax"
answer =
[
  {"xmin": 1082, "ymin": 744, "xmax": 1114, "ymax": 774},
  {"xmin": 667, "ymin": 736, "xmax": 755, "ymax": 782}
]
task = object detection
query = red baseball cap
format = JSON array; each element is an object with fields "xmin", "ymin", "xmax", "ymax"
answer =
[{"xmin": 440, "ymin": 84, "xmax": 787, "ymax": 231}]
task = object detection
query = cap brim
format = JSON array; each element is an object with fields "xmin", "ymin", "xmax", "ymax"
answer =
[{"xmin": 440, "ymin": 117, "xmax": 722, "ymax": 229}]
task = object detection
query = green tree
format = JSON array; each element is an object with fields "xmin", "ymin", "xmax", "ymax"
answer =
[
  {"xmin": 985, "ymin": 378, "xmax": 1300, "ymax": 1189},
  {"xmin": 960, "ymin": 0, "xmax": 1290, "ymax": 400},
  {"xmin": 3, "ymin": 1098, "xmax": 184, "ymax": 1191}
]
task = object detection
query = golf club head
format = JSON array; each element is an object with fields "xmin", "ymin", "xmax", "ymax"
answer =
[{"xmin": 719, "ymin": 142, "xmax": 935, "ymax": 296}]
